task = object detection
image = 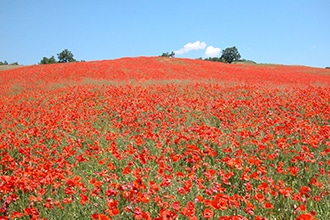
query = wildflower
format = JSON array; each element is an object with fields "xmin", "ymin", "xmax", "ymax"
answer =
[
  {"xmin": 202, "ymin": 208, "xmax": 214, "ymax": 219},
  {"xmin": 296, "ymin": 213, "xmax": 317, "ymax": 220},
  {"xmin": 91, "ymin": 213, "xmax": 111, "ymax": 220}
]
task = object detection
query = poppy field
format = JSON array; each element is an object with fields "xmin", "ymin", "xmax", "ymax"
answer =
[{"xmin": 0, "ymin": 57, "xmax": 329, "ymax": 219}]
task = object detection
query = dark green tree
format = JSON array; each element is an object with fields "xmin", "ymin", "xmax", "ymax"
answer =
[
  {"xmin": 161, "ymin": 51, "xmax": 175, "ymax": 58},
  {"xmin": 220, "ymin": 46, "xmax": 241, "ymax": 63},
  {"xmin": 204, "ymin": 57, "xmax": 225, "ymax": 62},
  {"xmin": 40, "ymin": 57, "xmax": 49, "ymax": 64},
  {"xmin": 57, "ymin": 49, "xmax": 76, "ymax": 63},
  {"xmin": 40, "ymin": 56, "xmax": 57, "ymax": 64},
  {"xmin": 0, "ymin": 60, "xmax": 8, "ymax": 65}
]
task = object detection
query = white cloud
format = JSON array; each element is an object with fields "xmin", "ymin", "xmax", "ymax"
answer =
[
  {"xmin": 205, "ymin": 46, "xmax": 221, "ymax": 57},
  {"xmin": 175, "ymin": 41, "xmax": 207, "ymax": 55}
]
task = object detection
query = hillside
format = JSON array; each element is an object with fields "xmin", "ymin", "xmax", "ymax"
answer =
[
  {"xmin": 0, "ymin": 56, "xmax": 329, "ymax": 219},
  {"xmin": 0, "ymin": 57, "xmax": 329, "ymax": 93}
]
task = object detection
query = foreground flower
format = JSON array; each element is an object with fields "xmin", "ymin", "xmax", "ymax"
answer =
[
  {"xmin": 202, "ymin": 208, "xmax": 214, "ymax": 219},
  {"xmin": 296, "ymin": 213, "xmax": 317, "ymax": 220},
  {"xmin": 91, "ymin": 213, "xmax": 111, "ymax": 220}
]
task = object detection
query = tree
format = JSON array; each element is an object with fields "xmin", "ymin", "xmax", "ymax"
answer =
[
  {"xmin": 40, "ymin": 56, "xmax": 57, "ymax": 64},
  {"xmin": 161, "ymin": 51, "xmax": 175, "ymax": 58},
  {"xmin": 49, "ymin": 56, "xmax": 57, "ymax": 64},
  {"xmin": 40, "ymin": 57, "xmax": 48, "ymax": 64},
  {"xmin": 204, "ymin": 57, "xmax": 225, "ymax": 62},
  {"xmin": 57, "ymin": 49, "xmax": 76, "ymax": 63},
  {"xmin": 220, "ymin": 46, "xmax": 241, "ymax": 64},
  {"xmin": 0, "ymin": 60, "xmax": 8, "ymax": 65}
]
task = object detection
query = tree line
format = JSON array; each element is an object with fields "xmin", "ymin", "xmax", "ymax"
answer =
[
  {"xmin": 40, "ymin": 49, "xmax": 77, "ymax": 64},
  {"xmin": 161, "ymin": 46, "xmax": 244, "ymax": 64},
  {"xmin": 204, "ymin": 46, "xmax": 241, "ymax": 64},
  {"xmin": 0, "ymin": 60, "xmax": 19, "ymax": 65},
  {"xmin": 4, "ymin": 47, "xmax": 330, "ymax": 67}
]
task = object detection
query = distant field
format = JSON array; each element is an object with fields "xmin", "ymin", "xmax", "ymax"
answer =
[
  {"xmin": 0, "ymin": 65, "xmax": 24, "ymax": 70},
  {"xmin": 0, "ymin": 57, "xmax": 329, "ymax": 220}
]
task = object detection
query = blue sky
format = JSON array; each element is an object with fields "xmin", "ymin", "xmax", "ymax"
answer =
[{"xmin": 1, "ymin": 0, "xmax": 329, "ymax": 67}]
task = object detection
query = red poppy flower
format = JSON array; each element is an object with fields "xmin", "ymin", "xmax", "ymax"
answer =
[
  {"xmin": 160, "ymin": 209, "xmax": 177, "ymax": 219},
  {"xmin": 24, "ymin": 207, "xmax": 39, "ymax": 217},
  {"xmin": 202, "ymin": 208, "xmax": 214, "ymax": 219},
  {"xmin": 172, "ymin": 201, "xmax": 180, "ymax": 211},
  {"xmin": 91, "ymin": 213, "xmax": 111, "ymax": 220},
  {"xmin": 299, "ymin": 186, "xmax": 311, "ymax": 196},
  {"xmin": 262, "ymin": 202, "xmax": 273, "ymax": 209},
  {"xmin": 254, "ymin": 193, "xmax": 265, "ymax": 203},
  {"xmin": 296, "ymin": 213, "xmax": 317, "ymax": 220}
]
